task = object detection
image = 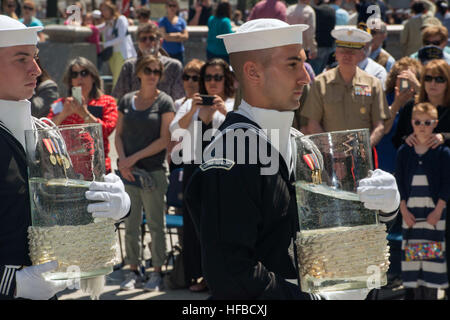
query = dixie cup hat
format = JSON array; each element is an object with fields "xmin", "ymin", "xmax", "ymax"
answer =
[
  {"xmin": 0, "ymin": 14, "xmax": 43, "ymax": 47},
  {"xmin": 217, "ymin": 18, "xmax": 309, "ymax": 54}
]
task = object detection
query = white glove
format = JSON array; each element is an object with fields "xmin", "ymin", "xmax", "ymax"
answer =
[
  {"xmin": 85, "ymin": 173, "xmax": 131, "ymax": 220},
  {"xmin": 357, "ymin": 169, "xmax": 400, "ymax": 213},
  {"xmin": 320, "ymin": 288, "xmax": 370, "ymax": 300},
  {"xmin": 15, "ymin": 261, "xmax": 69, "ymax": 300}
]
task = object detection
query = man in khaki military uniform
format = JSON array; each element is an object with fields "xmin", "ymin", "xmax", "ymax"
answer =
[{"xmin": 301, "ymin": 27, "xmax": 389, "ymax": 147}]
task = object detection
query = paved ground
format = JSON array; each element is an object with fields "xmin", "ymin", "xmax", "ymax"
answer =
[{"xmin": 58, "ymin": 227, "xmax": 209, "ymax": 300}]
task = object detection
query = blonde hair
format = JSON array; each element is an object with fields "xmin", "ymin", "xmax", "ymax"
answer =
[{"xmin": 412, "ymin": 102, "xmax": 438, "ymax": 119}]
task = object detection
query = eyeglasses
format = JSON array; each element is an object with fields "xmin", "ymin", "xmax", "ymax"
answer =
[
  {"xmin": 204, "ymin": 74, "xmax": 224, "ymax": 82},
  {"xmin": 167, "ymin": 4, "xmax": 177, "ymax": 8},
  {"xmin": 412, "ymin": 119, "xmax": 437, "ymax": 126},
  {"xmin": 182, "ymin": 74, "xmax": 199, "ymax": 82},
  {"xmin": 139, "ymin": 35, "xmax": 158, "ymax": 43},
  {"xmin": 7, "ymin": 4, "xmax": 15, "ymax": 8},
  {"xmin": 424, "ymin": 75, "xmax": 447, "ymax": 83},
  {"xmin": 143, "ymin": 67, "xmax": 161, "ymax": 76},
  {"xmin": 424, "ymin": 40, "xmax": 443, "ymax": 46},
  {"xmin": 70, "ymin": 69, "xmax": 90, "ymax": 79},
  {"xmin": 23, "ymin": 5, "xmax": 34, "ymax": 10}
]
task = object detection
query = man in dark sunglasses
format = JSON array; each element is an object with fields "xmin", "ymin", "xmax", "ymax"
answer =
[
  {"xmin": 18, "ymin": 0, "xmax": 45, "ymax": 42},
  {"xmin": 112, "ymin": 23, "xmax": 184, "ymax": 102}
]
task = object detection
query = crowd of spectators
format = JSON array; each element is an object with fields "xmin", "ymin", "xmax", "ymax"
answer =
[{"xmin": 2, "ymin": 0, "xmax": 450, "ymax": 299}]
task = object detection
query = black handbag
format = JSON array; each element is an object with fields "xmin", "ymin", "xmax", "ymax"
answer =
[
  {"xmin": 98, "ymin": 19, "xmax": 119, "ymax": 62},
  {"xmin": 98, "ymin": 46, "xmax": 113, "ymax": 61}
]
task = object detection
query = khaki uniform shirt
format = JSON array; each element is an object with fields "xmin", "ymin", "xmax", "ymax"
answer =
[{"xmin": 300, "ymin": 67, "xmax": 389, "ymax": 132}]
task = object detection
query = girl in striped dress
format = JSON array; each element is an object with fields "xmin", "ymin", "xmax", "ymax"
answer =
[{"xmin": 395, "ymin": 102, "xmax": 450, "ymax": 300}]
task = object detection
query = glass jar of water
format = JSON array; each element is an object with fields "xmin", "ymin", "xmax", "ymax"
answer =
[
  {"xmin": 293, "ymin": 129, "xmax": 389, "ymax": 293},
  {"xmin": 25, "ymin": 123, "xmax": 117, "ymax": 281}
]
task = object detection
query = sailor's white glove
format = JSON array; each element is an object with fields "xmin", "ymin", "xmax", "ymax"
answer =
[
  {"xmin": 320, "ymin": 288, "xmax": 370, "ymax": 300},
  {"xmin": 15, "ymin": 261, "xmax": 69, "ymax": 300},
  {"xmin": 85, "ymin": 173, "xmax": 131, "ymax": 220},
  {"xmin": 357, "ymin": 169, "xmax": 400, "ymax": 213}
]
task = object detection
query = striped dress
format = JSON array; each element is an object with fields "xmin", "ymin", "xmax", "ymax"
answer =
[{"xmin": 401, "ymin": 161, "xmax": 448, "ymax": 289}]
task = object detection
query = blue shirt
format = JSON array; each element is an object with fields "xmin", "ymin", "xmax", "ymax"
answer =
[
  {"xmin": 19, "ymin": 17, "xmax": 43, "ymax": 31},
  {"xmin": 206, "ymin": 16, "xmax": 234, "ymax": 56},
  {"xmin": 158, "ymin": 16, "xmax": 186, "ymax": 54},
  {"xmin": 410, "ymin": 46, "xmax": 450, "ymax": 65},
  {"xmin": 329, "ymin": 4, "xmax": 349, "ymax": 25}
]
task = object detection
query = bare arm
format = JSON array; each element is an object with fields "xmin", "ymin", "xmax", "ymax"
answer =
[
  {"xmin": 160, "ymin": 27, "xmax": 189, "ymax": 42},
  {"xmin": 370, "ymin": 121, "xmax": 385, "ymax": 147}
]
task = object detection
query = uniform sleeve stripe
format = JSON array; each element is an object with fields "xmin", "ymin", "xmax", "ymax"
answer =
[{"xmin": 0, "ymin": 266, "xmax": 20, "ymax": 295}]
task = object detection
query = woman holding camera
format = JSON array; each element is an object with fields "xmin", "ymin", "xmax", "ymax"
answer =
[{"xmin": 169, "ymin": 58, "xmax": 235, "ymax": 292}]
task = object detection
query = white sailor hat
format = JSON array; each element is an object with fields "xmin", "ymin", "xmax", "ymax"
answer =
[
  {"xmin": 217, "ymin": 18, "xmax": 309, "ymax": 54},
  {"xmin": 331, "ymin": 27, "xmax": 372, "ymax": 49},
  {"xmin": 92, "ymin": 10, "xmax": 102, "ymax": 19},
  {"xmin": 0, "ymin": 14, "xmax": 43, "ymax": 47}
]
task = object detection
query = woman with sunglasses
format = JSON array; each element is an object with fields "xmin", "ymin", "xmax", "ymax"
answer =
[
  {"xmin": 169, "ymin": 58, "xmax": 235, "ymax": 292},
  {"xmin": 46, "ymin": 57, "xmax": 118, "ymax": 174},
  {"xmin": 158, "ymin": 0, "xmax": 189, "ymax": 64},
  {"xmin": 393, "ymin": 59, "xmax": 450, "ymax": 150},
  {"xmin": 167, "ymin": 59, "xmax": 205, "ymax": 171},
  {"xmin": 115, "ymin": 55, "xmax": 175, "ymax": 292}
]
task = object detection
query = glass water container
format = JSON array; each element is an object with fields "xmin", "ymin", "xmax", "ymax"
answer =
[
  {"xmin": 293, "ymin": 129, "xmax": 390, "ymax": 293},
  {"xmin": 25, "ymin": 123, "xmax": 117, "ymax": 281}
]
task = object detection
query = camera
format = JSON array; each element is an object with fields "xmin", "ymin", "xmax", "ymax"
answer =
[{"xmin": 199, "ymin": 95, "xmax": 215, "ymax": 106}]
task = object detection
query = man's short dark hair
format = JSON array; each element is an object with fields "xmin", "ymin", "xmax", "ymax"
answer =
[
  {"xmin": 136, "ymin": 7, "xmax": 151, "ymax": 19},
  {"xmin": 411, "ymin": 1, "xmax": 426, "ymax": 14}
]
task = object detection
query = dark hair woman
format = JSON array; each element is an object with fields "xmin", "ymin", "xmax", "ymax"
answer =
[
  {"xmin": 46, "ymin": 57, "xmax": 118, "ymax": 174},
  {"xmin": 206, "ymin": 0, "xmax": 234, "ymax": 63}
]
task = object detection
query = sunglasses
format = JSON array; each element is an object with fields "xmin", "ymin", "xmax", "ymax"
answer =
[
  {"xmin": 168, "ymin": 4, "xmax": 177, "ymax": 8},
  {"xmin": 204, "ymin": 74, "xmax": 224, "ymax": 82},
  {"xmin": 143, "ymin": 67, "xmax": 161, "ymax": 76},
  {"xmin": 70, "ymin": 69, "xmax": 90, "ymax": 79},
  {"xmin": 182, "ymin": 74, "xmax": 199, "ymax": 82},
  {"xmin": 424, "ymin": 75, "xmax": 446, "ymax": 83},
  {"xmin": 23, "ymin": 5, "xmax": 34, "ymax": 10},
  {"xmin": 424, "ymin": 40, "xmax": 443, "ymax": 46},
  {"xmin": 139, "ymin": 35, "xmax": 158, "ymax": 42},
  {"xmin": 412, "ymin": 119, "xmax": 437, "ymax": 126}
]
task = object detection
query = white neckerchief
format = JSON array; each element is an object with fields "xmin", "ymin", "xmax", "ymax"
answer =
[
  {"xmin": 0, "ymin": 99, "xmax": 32, "ymax": 149},
  {"xmin": 235, "ymin": 99, "xmax": 295, "ymax": 172}
]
